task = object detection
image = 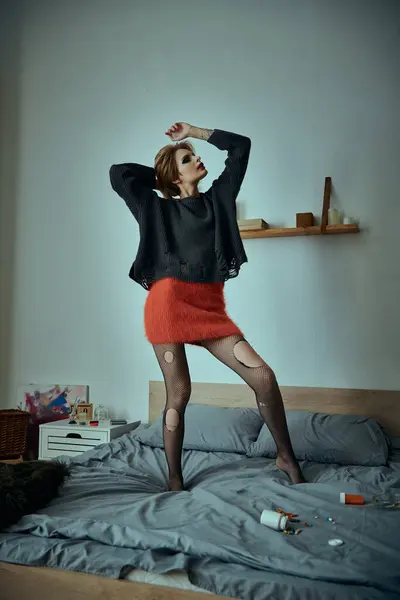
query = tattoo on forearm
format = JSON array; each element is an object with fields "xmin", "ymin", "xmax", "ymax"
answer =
[
  {"xmin": 197, "ymin": 128, "xmax": 214, "ymax": 141},
  {"xmin": 189, "ymin": 126, "xmax": 214, "ymax": 141}
]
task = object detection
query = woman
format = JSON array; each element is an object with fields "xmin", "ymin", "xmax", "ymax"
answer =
[{"xmin": 110, "ymin": 122, "xmax": 305, "ymax": 490}]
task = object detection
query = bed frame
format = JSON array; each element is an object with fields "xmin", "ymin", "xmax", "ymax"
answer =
[
  {"xmin": 2, "ymin": 382, "xmax": 400, "ymax": 600},
  {"xmin": 149, "ymin": 380, "xmax": 400, "ymax": 434}
]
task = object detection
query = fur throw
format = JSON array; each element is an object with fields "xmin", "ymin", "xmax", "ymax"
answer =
[{"xmin": 0, "ymin": 460, "xmax": 70, "ymax": 531}]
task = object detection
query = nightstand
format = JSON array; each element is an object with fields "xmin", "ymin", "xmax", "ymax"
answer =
[{"xmin": 39, "ymin": 419, "xmax": 140, "ymax": 460}]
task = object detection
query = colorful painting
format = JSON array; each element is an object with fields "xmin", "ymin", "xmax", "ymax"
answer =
[{"xmin": 18, "ymin": 384, "xmax": 89, "ymax": 421}]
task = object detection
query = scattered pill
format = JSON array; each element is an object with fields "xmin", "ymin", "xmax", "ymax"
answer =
[{"xmin": 328, "ymin": 538, "xmax": 344, "ymax": 547}]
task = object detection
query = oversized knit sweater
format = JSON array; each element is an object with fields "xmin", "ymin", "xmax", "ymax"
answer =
[{"xmin": 109, "ymin": 129, "xmax": 251, "ymax": 290}]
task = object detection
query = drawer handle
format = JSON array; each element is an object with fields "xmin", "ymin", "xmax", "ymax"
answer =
[{"xmin": 66, "ymin": 433, "xmax": 82, "ymax": 439}]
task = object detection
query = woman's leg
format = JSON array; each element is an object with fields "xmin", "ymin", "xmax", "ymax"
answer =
[
  {"xmin": 200, "ymin": 335, "xmax": 305, "ymax": 484},
  {"xmin": 152, "ymin": 343, "xmax": 191, "ymax": 491}
]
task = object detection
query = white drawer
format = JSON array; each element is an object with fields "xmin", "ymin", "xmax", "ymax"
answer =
[{"xmin": 40, "ymin": 428, "xmax": 108, "ymax": 459}]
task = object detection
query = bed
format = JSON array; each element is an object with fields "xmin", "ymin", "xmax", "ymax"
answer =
[{"xmin": 1, "ymin": 381, "xmax": 400, "ymax": 600}]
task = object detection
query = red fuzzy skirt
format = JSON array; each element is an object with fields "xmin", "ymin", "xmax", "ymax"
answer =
[{"xmin": 144, "ymin": 277, "xmax": 242, "ymax": 345}]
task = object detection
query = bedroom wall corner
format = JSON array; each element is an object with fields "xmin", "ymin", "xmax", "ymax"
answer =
[{"xmin": 0, "ymin": 1, "xmax": 22, "ymax": 408}]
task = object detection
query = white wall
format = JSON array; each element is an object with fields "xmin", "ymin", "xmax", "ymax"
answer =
[{"xmin": 4, "ymin": 0, "xmax": 400, "ymax": 419}]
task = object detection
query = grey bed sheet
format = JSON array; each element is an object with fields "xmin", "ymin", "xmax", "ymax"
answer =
[{"xmin": 0, "ymin": 433, "xmax": 399, "ymax": 600}]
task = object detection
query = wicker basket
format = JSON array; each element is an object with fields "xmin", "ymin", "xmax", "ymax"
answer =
[{"xmin": 0, "ymin": 409, "xmax": 31, "ymax": 459}]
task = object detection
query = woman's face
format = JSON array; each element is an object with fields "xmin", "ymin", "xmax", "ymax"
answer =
[{"xmin": 174, "ymin": 148, "xmax": 208, "ymax": 187}]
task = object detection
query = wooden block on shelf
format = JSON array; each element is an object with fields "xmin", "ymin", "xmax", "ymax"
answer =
[
  {"xmin": 296, "ymin": 212, "xmax": 314, "ymax": 227},
  {"xmin": 238, "ymin": 218, "xmax": 268, "ymax": 231}
]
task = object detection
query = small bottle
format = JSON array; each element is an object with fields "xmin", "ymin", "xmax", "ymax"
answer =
[
  {"xmin": 260, "ymin": 509, "xmax": 288, "ymax": 531},
  {"xmin": 94, "ymin": 404, "xmax": 109, "ymax": 426},
  {"xmin": 340, "ymin": 493, "xmax": 364, "ymax": 505}
]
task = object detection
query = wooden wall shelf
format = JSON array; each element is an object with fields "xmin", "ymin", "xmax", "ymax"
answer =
[
  {"xmin": 240, "ymin": 224, "xmax": 360, "ymax": 239},
  {"xmin": 239, "ymin": 177, "xmax": 361, "ymax": 240}
]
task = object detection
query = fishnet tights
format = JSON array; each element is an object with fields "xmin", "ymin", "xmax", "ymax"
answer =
[
  {"xmin": 152, "ymin": 343, "xmax": 191, "ymax": 490},
  {"xmin": 153, "ymin": 335, "xmax": 302, "ymax": 490}
]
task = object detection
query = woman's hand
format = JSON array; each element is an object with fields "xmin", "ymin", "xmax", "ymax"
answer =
[{"xmin": 165, "ymin": 122, "xmax": 192, "ymax": 142}]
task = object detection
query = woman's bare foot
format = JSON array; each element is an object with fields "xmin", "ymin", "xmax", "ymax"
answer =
[
  {"xmin": 276, "ymin": 455, "xmax": 306, "ymax": 484},
  {"xmin": 168, "ymin": 475, "xmax": 185, "ymax": 492}
]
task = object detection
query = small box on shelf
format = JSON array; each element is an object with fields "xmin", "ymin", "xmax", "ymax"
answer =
[
  {"xmin": 296, "ymin": 212, "xmax": 314, "ymax": 228},
  {"xmin": 238, "ymin": 219, "xmax": 268, "ymax": 231}
]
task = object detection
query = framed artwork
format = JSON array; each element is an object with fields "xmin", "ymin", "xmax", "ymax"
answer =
[{"xmin": 18, "ymin": 384, "xmax": 89, "ymax": 422}]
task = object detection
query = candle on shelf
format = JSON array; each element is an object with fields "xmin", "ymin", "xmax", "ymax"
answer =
[{"xmin": 328, "ymin": 208, "xmax": 341, "ymax": 225}]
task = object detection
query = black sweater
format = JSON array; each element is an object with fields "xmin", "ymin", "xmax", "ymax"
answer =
[{"xmin": 109, "ymin": 129, "xmax": 251, "ymax": 290}]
